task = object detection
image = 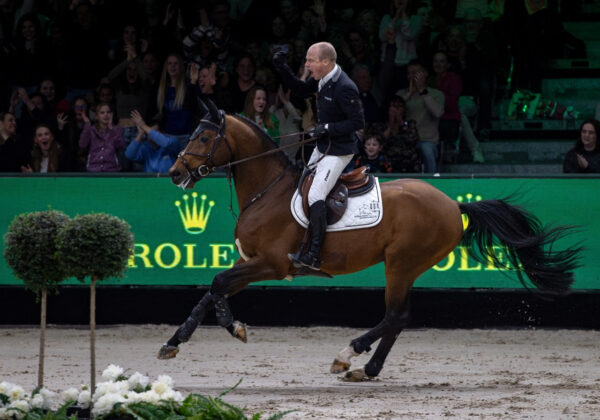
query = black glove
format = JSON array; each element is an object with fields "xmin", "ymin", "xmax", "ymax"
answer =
[
  {"xmin": 310, "ymin": 123, "xmax": 328, "ymax": 138},
  {"xmin": 272, "ymin": 50, "xmax": 287, "ymax": 69}
]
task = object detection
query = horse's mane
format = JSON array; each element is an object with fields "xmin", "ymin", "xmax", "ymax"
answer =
[{"xmin": 230, "ymin": 113, "xmax": 294, "ymax": 168}]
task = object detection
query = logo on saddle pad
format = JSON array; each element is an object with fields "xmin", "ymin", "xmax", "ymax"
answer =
[
  {"xmin": 457, "ymin": 193, "xmax": 482, "ymax": 230},
  {"xmin": 174, "ymin": 192, "xmax": 215, "ymax": 234}
]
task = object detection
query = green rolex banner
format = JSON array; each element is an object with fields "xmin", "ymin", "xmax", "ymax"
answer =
[{"xmin": 1, "ymin": 175, "xmax": 598, "ymax": 289}]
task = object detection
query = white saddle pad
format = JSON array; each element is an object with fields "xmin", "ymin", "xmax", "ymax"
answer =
[{"xmin": 290, "ymin": 177, "xmax": 383, "ymax": 232}]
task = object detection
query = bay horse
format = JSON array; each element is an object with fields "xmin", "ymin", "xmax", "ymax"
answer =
[{"xmin": 158, "ymin": 99, "xmax": 581, "ymax": 381}]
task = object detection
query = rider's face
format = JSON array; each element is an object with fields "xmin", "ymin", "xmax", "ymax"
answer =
[{"xmin": 305, "ymin": 46, "xmax": 330, "ymax": 80}]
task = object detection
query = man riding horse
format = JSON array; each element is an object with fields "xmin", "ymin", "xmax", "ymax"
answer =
[{"xmin": 273, "ymin": 41, "xmax": 365, "ymax": 271}]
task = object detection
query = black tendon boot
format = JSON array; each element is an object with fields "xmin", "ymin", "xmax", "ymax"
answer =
[{"xmin": 291, "ymin": 200, "xmax": 327, "ymax": 270}]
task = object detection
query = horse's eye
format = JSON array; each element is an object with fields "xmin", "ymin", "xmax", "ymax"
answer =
[{"xmin": 200, "ymin": 136, "xmax": 210, "ymax": 143}]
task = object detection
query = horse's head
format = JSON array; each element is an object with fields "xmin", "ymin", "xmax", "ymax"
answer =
[{"xmin": 169, "ymin": 98, "xmax": 232, "ymax": 189}]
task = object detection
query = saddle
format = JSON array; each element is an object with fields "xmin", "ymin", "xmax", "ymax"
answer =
[{"xmin": 300, "ymin": 166, "xmax": 376, "ymax": 225}]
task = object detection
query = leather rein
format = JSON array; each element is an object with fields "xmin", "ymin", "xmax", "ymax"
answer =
[{"xmin": 177, "ymin": 113, "xmax": 317, "ymax": 217}]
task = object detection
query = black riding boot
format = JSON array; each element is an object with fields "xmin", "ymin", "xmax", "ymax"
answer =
[{"xmin": 289, "ymin": 200, "xmax": 327, "ymax": 270}]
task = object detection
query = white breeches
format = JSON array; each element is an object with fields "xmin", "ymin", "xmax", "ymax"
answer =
[{"xmin": 306, "ymin": 148, "xmax": 354, "ymax": 206}]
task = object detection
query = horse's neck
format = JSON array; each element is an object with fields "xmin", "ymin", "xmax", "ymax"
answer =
[{"xmin": 227, "ymin": 120, "xmax": 294, "ymax": 210}]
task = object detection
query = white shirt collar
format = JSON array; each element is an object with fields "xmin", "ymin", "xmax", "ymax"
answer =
[{"xmin": 318, "ymin": 64, "xmax": 340, "ymax": 91}]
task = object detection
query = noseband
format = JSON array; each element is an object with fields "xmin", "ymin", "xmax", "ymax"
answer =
[{"xmin": 177, "ymin": 111, "xmax": 233, "ymax": 182}]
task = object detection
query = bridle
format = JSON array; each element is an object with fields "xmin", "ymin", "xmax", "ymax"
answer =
[
  {"xmin": 177, "ymin": 112, "xmax": 320, "ymax": 218},
  {"xmin": 177, "ymin": 112, "xmax": 321, "ymax": 184},
  {"xmin": 177, "ymin": 111, "xmax": 232, "ymax": 183}
]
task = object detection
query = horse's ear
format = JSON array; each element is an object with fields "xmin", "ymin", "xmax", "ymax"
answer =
[
  {"xmin": 203, "ymin": 96, "xmax": 220, "ymax": 122},
  {"xmin": 198, "ymin": 97, "xmax": 210, "ymax": 121}
]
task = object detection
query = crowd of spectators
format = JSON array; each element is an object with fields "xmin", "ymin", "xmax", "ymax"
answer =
[{"xmin": 0, "ymin": 0, "xmax": 591, "ymax": 174}]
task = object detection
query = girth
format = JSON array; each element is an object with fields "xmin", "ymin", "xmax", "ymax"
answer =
[{"xmin": 299, "ymin": 166, "xmax": 376, "ymax": 225}]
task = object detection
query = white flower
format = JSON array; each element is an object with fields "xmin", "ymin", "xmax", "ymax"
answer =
[
  {"xmin": 160, "ymin": 389, "xmax": 183, "ymax": 403},
  {"xmin": 77, "ymin": 390, "xmax": 91, "ymax": 408},
  {"xmin": 151, "ymin": 381, "xmax": 170, "ymax": 396},
  {"xmin": 128, "ymin": 372, "xmax": 149, "ymax": 390},
  {"xmin": 7, "ymin": 399, "xmax": 30, "ymax": 420},
  {"xmin": 0, "ymin": 381, "xmax": 12, "ymax": 396},
  {"xmin": 30, "ymin": 394, "xmax": 44, "ymax": 409},
  {"xmin": 92, "ymin": 393, "xmax": 125, "ymax": 417},
  {"xmin": 60, "ymin": 387, "xmax": 79, "ymax": 404},
  {"xmin": 101, "ymin": 364, "xmax": 124, "ymax": 381},
  {"xmin": 39, "ymin": 388, "xmax": 57, "ymax": 410},
  {"xmin": 151, "ymin": 375, "xmax": 175, "ymax": 396},
  {"xmin": 94, "ymin": 381, "xmax": 129, "ymax": 401},
  {"xmin": 156, "ymin": 375, "xmax": 174, "ymax": 387},
  {"xmin": 9, "ymin": 385, "xmax": 25, "ymax": 401},
  {"xmin": 0, "ymin": 407, "xmax": 8, "ymax": 420},
  {"xmin": 135, "ymin": 390, "xmax": 161, "ymax": 404}
]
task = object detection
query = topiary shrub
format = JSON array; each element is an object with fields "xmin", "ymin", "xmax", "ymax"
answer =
[
  {"xmin": 3, "ymin": 210, "xmax": 71, "ymax": 388},
  {"xmin": 4, "ymin": 210, "xmax": 71, "ymax": 295},
  {"xmin": 56, "ymin": 213, "xmax": 134, "ymax": 397},
  {"xmin": 56, "ymin": 213, "xmax": 134, "ymax": 283}
]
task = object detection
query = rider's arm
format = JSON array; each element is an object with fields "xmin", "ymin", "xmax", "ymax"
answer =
[{"xmin": 276, "ymin": 64, "xmax": 318, "ymax": 98}]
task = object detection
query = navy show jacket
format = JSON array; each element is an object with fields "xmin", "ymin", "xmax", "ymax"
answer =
[{"xmin": 277, "ymin": 64, "xmax": 365, "ymax": 156}]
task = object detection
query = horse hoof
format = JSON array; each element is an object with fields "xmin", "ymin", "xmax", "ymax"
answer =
[
  {"xmin": 330, "ymin": 358, "xmax": 351, "ymax": 374},
  {"xmin": 342, "ymin": 368, "xmax": 373, "ymax": 382},
  {"xmin": 157, "ymin": 344, "xmax": 179, "ymax": 360},
  {"xmin": 232, "ymin": 321, "xmax": 248, "ymax": 343}
]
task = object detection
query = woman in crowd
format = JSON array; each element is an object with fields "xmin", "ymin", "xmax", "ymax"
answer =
[
  {"xmin": 563, "ymin": 119, "xmax": 600, "ymax": 173},
  {"xmin": 78, "ymin": 102, "xmax": 124, "ymax": 172},
  {"xmin": 10, "ymin": 13, "xmax": 55, "ymax": 89},
  {"xmin": 372, "ymin": 94, "xmax": 421, "ymax": 173},
  {"xmin": 241, "ymin": 86, "xmax": 280, "ymax": 139},
  {"xmin": 107, "ymin": 43, "xmax": 152, "ymax": 170},
  {"xmin": 377, "ymin": 0, "xmax": 421, "ymax": 102},
  {"xmin": 21, "ymin": 124, "xmax": 71, "ymax": 173},
  {"xmin": 61, "ymin": 97, "xmax": 90, "ymax": 171},
  {"xmin": 228, "ymin": 54, "xmax": 256, "ymax": 113},
  {"xmin": 270, "ymin": 85, "xmax": 301, "ymax": 160},
  {"xmin": 0, "ymin": 112, "xmax": 30, "ymax": 172},
  {"xmin": 431, "ymin": 51, "xmax": 462, "ymax": 163},
  {"xmin": 156, "ymin": 53, "xmax": 197, "ymax": 151},
  {"xmin": 108, "ymin": 23, "xmax": 148, "ymax": 65}
]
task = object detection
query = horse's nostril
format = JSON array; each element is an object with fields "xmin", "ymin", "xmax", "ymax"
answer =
[{"xmin": 170, "ymin": 169, "xmax": 180, "ymax": 178}]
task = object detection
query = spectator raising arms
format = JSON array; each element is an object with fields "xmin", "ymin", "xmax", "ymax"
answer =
[
  {"xmin": 241, "ymin": 86, "xmax": 280, "ymax": 140},
  {"xmin": 563, "ymin": 119, "xmax": 600, "ymax": 173},
  {"xmin": 106, "ymin": 42, "xmax": 152, "ymax": 169},
  {"xmin": 398, "ymin": 59, "xmax": 444, "ymax": 173},
  {"xmin": 79, "ymin": 102, "xmax": 124, "ymax": 172},
  {"xmin": 126, "ymin": 110, "xmax": 179, "ymax": 173}
]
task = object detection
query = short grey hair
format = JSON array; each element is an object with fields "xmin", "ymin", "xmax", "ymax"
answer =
[{"xmin": 312, "ymin": 42, "xmax": 337, "ymax": 62}]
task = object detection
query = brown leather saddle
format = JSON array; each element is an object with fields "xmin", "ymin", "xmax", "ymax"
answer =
[{"xmin": 299, "ymin": 166, "xmax": 376, "ymax": 225}]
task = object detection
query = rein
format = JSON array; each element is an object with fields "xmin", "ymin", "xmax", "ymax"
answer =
[{"xmin": 177, "ymin": 115, "xmax": 320, "ymax": 219}]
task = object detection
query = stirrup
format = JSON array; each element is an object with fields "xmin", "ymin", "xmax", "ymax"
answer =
[{"xmin": 290, "ymin": 251, "xmax": 321, "ymax": 271}]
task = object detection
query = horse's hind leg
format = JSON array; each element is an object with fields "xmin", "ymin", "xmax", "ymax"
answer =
[
  {"xmin": 331, "ymin": 265, "xmax": 413, "ymax": 379},
  {"xmin": 343, "ymin": 302, "xmax": 410, "ymax": 381},
  {"xmin": 331, "ymin": 297, "xmax": 410, "ymax": 377}
]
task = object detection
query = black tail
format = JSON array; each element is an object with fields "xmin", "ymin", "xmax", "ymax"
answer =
[{"xmin": 459, "ymin": 199, "xmax": 582, "ymax": 295}]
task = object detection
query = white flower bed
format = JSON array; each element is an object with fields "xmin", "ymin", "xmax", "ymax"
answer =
[{"xmin": 0, "ymin": 365, "xmax": 183, "ymax": 419}]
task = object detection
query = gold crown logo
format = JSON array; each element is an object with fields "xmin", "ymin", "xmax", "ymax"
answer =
[
  {"xmin": 457, "ymin": 193, "xmax": 482, "ymax": 230},
  {"xmin": 175, "ymin": 192, "xmax": 215, "ymax": 234}
]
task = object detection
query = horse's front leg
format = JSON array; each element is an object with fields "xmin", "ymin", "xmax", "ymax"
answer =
[{"xmin": 158, "ymin": 257, "xmax": 284, "ymax": 359}]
